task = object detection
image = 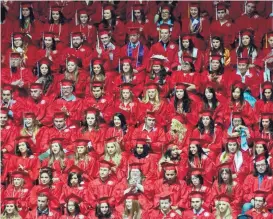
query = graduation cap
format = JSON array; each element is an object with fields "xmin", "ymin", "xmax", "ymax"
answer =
[
  {"xmin": 1, "ymin": 107, "xmax": 9, "ymax": 115},
  {"xmin": 99, "ymin": 159, "xmax": 116, "ymax": 169},
  {"xmin": 217, "ymin": 194, "xmax": 231, "ymax": 203},
  {"xmin": 65, "ymin": 193, "xmax": 83, "ymax": 204},
  {"xmin": 190, "ymin": 168, "xmax": 204, "ymax": 176}
]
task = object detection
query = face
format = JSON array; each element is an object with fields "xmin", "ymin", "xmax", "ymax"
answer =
[
  {"xmin": 14, "ymin": 38, "xmax": 23, "ymax": 48},
  {"xmin": 93, "ymin": 64, "xmax": 101, "ymax": 75},
  {"xmin": 212, "ymin": 39, "xmax": 221, "ymax": 49},
  {"xmin": 72, "ymin": 36, "xmax": 82, "ymax": 48},
  {"xmin": 122, "ymin": 63, "xmax": 131, "ymax": 73},
  {"xmin": 217, "ymin": 9, "xmax": 226, "ymax": 20},
  {"xmin": 129, "ymin": 33, "xmax": 139, "ymax": 43},
  {"xmin": 103, "ymin": 9, "xmax": 112, "ymax": 20},
  {"xmin": 190, "ymin": 7, "xmax": 199, "ymax": 18},
  {"xmin": 37, "ymin": 196, "xmax": 48, "ymax": 210},
  {"xmin": 106, "ymin": 143, "xmax": 116, "ymax": 155},
  {"xmin": 113, "ymin": 116, "xmax": 121, "ymax": 127},
  {"xmin": 125, "ymin": 199, "xmax": 133, "ymax": 210},
  {"xmin": 67, "ymin": 201, "xmax": 76, "ymax": 213},
  {"xmin": 130, "ymin": 169, "xmax": 141, "ymax": 180},
  {"xmin": 227, "ymin": 142, "xmax": 238, "ymax": 153},
  {"xmin": 86, "ymin": 113, "xmax": 96, "ymax": 126},
  {"xmin": 255, "ymin": 144, "xmax": 264, "ymax": 155},
  {"xmin": 254, "ymin": 197, "xmax": 265, "ymax": 209},
  {"xmin": 2, "ymin": 90, "xmax": 12, "ymax": 103},
  {"xmin": 40, "ymin": 172, "xmax": 50, "ymax": 185},
  {"xmin": 189, "ymin": 144, "xmax": 198, "ymax": 155},
  {"xmin": 52, "ymin": 11, "xmax": 60, "ymax": 21},
  {"xmin": 181, "ymin": 61, "xmax": 191, "ymax": 72},
  {"xmin": 221, "ymin": 169, "xmax": 230, "ymax": 182},
  {"xmin": 100, "ymin": 203, "xmax": 109, "ymax": 215},
  {"xmin": 233, "ymin": 118, "xmax": 242, "ymax": 127},
  {"xmin": 205, "ymin": 88, "xmax": 213, "ymax": 100},
  {"xmin": 44, "ymin": 37, "xmax": 53, "ymax": 48},
  {"xmin": 160, "ymin": 29, "xmax": 170, "ymax": 42},
  {"xmin": 13, "ymin": 177, "xmax": 23, "ymax": 187},
  {"xmin": 122, "ymin": 89, "xmax": 130, "ymax": 100},
  {"xmin": 51, "ymin": 143, "xmax": 61, "ymax": 154},
  {"xmin": 67, "ymin": 61, "xmax": 77, "ymax": 73},
  {"xmin": 99, "ymin": 167, "xmax": 110, "ymax": 179},
  {"xmin": 10, "ymin": 57, "xmax": 21, "ymax": 67},
  {"xmin": 70, "ymin": 174, "xmax": 79, "ymax": 185},
  {"xmin": 165, "ymin": 170, "xmax": 176, "ymax": 181},
  {"xmin": 152, "ymin": 64, "xmax": 161, "ymax": 74},
  {"xmin": 256, "ymin": 160, "xmax": 267, "ymax": 174},
  {"xmin": 40, "ymin": 64, "xmax": 49, "ymax": 76},
  {"xmin": 202, "ymin": 116, "xmax": 211, "ymax": 127},
  {"xmin": 262, "ymin": 119, "xmax": 270, "ymax": 129},
  {"xmin": 211, "ymin": 60, "xmax": 220, "ymax": 71},
  {"xmin": 246, "ymin": 3, "xmax": 256, "ymax": 14},
  {"xmin": 161, "ymin": 9, "xmax": 170, "ymax": 20},
  {"xmin": 191, "ymin": 198, "xmax": 203, "ymax": 210},
  {"xmin": 136, "ymin": 144, "xmax": 144, "ymax": 155},
  {"xmin": 30, "ymin": 89, "xmax": 42, "ymax": 100},
  {"xmin": 79, "ymin": 14, "xmax": 88, "ymax": 24},
  {"xmin": 145, "ymin": 117, "xmax": 156, "ymax": 128},
  {"xmin": 147, "ymin": 89, "xmax": 156, "ymax": 99},
  {"xmin": 191, "ymin": 175, "xmax": 201, "ymax": 187},
  {"xmin": 100, "ymin": 34, "xmax": 111, "ymax": 45},
  {"xmin": 24, "ymin": 117, "xmax": 33, "ymax": 128},
  {"xmin": 92, "ymin": 87, "xmax": 103, "ymax": 99},
  {"xmin": 264, "ymin": 89, "xmax": 272, "ymax": 100},
  {"xmin": 18, "ymin": 142, "xmax": 27, "ymax": 154},
  {"xmin": 5, "ymin": 204, "xmax": 15, "ymax": 214},
  {"xmin": 218, "ymin": 201, "xmax": 228, "ymax": 213},
  {"xmin": 53, "ymin": 118, "xmax": 66, "ymax": 129},
  {"xmin": 182, "ymin": 39, "xmax": 189, "ymax": 49},
  {"xmin": 238, "ymin": 63, "xmax": 248, "ymax": 74},
  {"xmin": 242, "ymin": 35, "xmax": 251, "ymax": 46},
  {"xmin": 232, "ymin": 88, "xmax": 241, "ymax": 100},
  {"xmin": 0, "ymin": 113, "xmax": 8, "ymax": 126},
  {"xmin": 268, "ymin": 36, "xmax": 273, "ymax": 48},
  {"xmin": 62, "ymin": 86, "xmax": 73, "ymax": 97},
  {"xmin": 134, "ymin": 9, "xmax": 141, "ymax": 19},
  {"xmin": 160, "ymin": 199, "xmax": 171, "ymax": 212},
  {"xmin": 170, "ymin": 146, "xmax": 179, "ymax": 158},
  {"xmin": 77, "ymin": 146, "xmax": 86, "ymax": 154}
]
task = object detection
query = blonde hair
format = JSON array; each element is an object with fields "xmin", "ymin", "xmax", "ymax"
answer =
[
  {"xmin": 104, "ymin": 142, "xmax": 122, "ymax": 166},
  {"xmin": 48, "ymin": 143, "xmax": 66, "ymax": 170},
  {"xmin": 170, "ymin": 118, "xmax": 187, "ymax": 141},
  {"xmin": 120, "ymin": 89, "xmax": 133, "ymax": 103},
  {"xmin": 65, "ymin": 65, "xmax": 79, "ymax": 82},
  {"xmin": 20, "ymin": 118, "xmax": 40, "ymax": 137},
  {"xmin": 142, "ymin": 89, "xmax": 160, "ymax": 107},
  {"xmin": 215, "ymin": 201, "xmax": 233, "ymax": 219},
  {"xmin": 1, "ymin": 205, "xmax": 21, "ymax": 219},
  {"xmin": 123, "ymin": 200, "xmax": 141, "ymax": 219},
  {"xmin": 74, "ymin": 147, "xmax": 89, "ymax": 166}
]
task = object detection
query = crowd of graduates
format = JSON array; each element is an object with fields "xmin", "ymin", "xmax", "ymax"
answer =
[{"xmin": 1, "ymin": 0, "xmax": 273, "ymax": 218}]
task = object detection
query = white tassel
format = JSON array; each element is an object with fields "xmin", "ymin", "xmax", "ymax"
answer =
[
  {"xmin": 19, "ymin": 3, "xmax": 22, "ymax": 20},
  {"xmin": 178, "ymin": 35, "xmax": 181, "ymax": 51},
  {"xmin": 118, "ymin": 58, "xmax": 121, "ymax": 73},
  {"xmin": 131, "ymin": 7, "xmax": 134, "ymax": 22},
  {"xmin": 11, "ymin": 34, "xmax": 14, "ymax": 50},
  {"xmin": 215, "ymin": 4, "xmax": 218, "ymax": 20},
  {"xmin": 70, "ymin": 33, "xmax": 73, "ymax": 48},
  {"xmin": 37, "ymin": 62, "xmax": 40, "ymax": 77},
  {"xmin": 75, "ymin": 10, "xmax": 78, "ymax": 26},
  {"xmin": 49, "ymin": 7, "xmax": 51, "ymax": 21}
]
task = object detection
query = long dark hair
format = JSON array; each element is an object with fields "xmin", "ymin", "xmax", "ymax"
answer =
[
  {"xmin": 182, "ymin": 39, "xmax": 195, "ymax": 54},
  {"xmin": 157, "ymin": 6, "xmax": 176, "ymax": 24},
  {"xmin": 217, "ymin": 168, "xmax": 233, "ymax": 195},
  {"xmin": 188, "ymin": 144, "xmax": 207, "ymax": 163},
  {"xmin": 237, "ymin": 34, "xmax": 257, "ymax": 58},
  {"xmin": 49, "ymin": 11, "xmax": 65, "ymax": 24},
  {"xmin": 15, "ymin": 142, "xmax": 33, "ymax": 157},
  {"xmin": 67, "ymin": 172, "xmax": 83, "ymax": 187},
  {"xmin": 67, "ymin": 202, "xmax": 81, "ymax": 216},
  {"xmin": 262, "ymin": 88, "xmax": 273, "ymax": 102},
  {"xmin": 95, "ymin": 203, "xmax": 112, "ymax": 218},
  {"xmin": 20, "ymin": 7, "xmax": 35, "ymax": 29},
  {"xmin": 1, "ymin": 5, "xmax": 7, "ymax": 23},
  {"xmin": 202, "ymin": 87, "xmax": 218, "ymax": 110},
  {"xmin": 133, "ymin": 144, "xmax": 151, "ymax": 159},
  {"xmin": 208, "ymin": 60, "xmax": 224, "ymax": 75},
  {"xmin": 259, "ymin": 118, "xmax": 273, "ymax": 134},
  {"xmin": 133, "ymin": 8, "xmax": 146, "ymax": 23},
  {"xmin": 42, "ymin": 37, "xmax": 56, "ymax": 50},
  {"xmin": 211, "ymin": 36, "xmax": 225, "ymax": 54},
  {"xmin": 36, "ymin": 64, "xmax": 53, "ymax": 94},
  {"xmin": 174, "ymin": 89, "xmax": 191, "ymax": 113},
  {"xmin": 150, "ymin": 65, "xmax": 167, "ymax": 86},
  {"xmin": 231, "ymin": 86, "xmax": 244, "ymax": 106},
  {"xmin": 39, "ymin": 169, "xmax": 53, "ymax": 186},
  {"xmin": 163, "ymin": 147, "xmax": 181, "ymax": 161},
  {"xmin": 101, "ymin": 9, "xmax": 117, "ymax": 30},
  {"xmin": 187, "ymin": 174, "xmax": 204, "ymax": 186},
  {"xmin": 109, "ymin": 113, "xmax": 127, "ymax": 134},
  {"xmin": 254, "ymin": 143, "xmax": 269, "ymax": 158},
  {"xmin": 197, "ymin": 116, "xmax": 215, "ymax": 135},
  {"xmin": 81, "ymin": 111, "xmax": 100, "ymax": 132}
]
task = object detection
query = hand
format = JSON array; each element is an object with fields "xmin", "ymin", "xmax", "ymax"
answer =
[
  {"xmin": 136, "ymin": 183, "xmax": 144, "ymax": 192},
  {"xmin": 203, "ymin": 148, "xmax": 210, "ymax": 153},
  {"xmin": 133, "ymin": 69, "xmax": 138, "ymax": 74},
  {"xmin": 11, "ymin": 80, "xmax": 21, "ymax": 86},
  {"xmin": 171, "ymin": 206, "xmax": 178, "ymax": 210},
  {"xmin": 109, "ymin": 52, "xmax": 113, "ymax": 61},
  {"xmin": 52, "ymin": 177, "xmax": 59, "ymax": 182},
  {"xmin": 124, "ymin": 187, "xmax": 132, "ymax": 194},
  {"xmin": 250, "ymin": 199, "xmax": 254, "ymax": 206},
  {"xmin": 177, "ymin": 65, "xmax": 182, "ymax": 70},
  {"xmin": 2, "ymin": 148, "xmax": 7, "ymax": 153},
  {"xmin": 96, "ymin": 46, "xmax": 102, "ymax": 55},
  {"xmin": 18, "ymin": 80, "xmax": 24, "ymax": 88},
  {"xmin": 18, "ymin": 164, "xmax": 25, "ymax": 170},
  {"xmin": 54, "ymin": 37, "xmax": 60, "ymax": 42},
  {"xmin": 61, "ymin": 106, "xmax": 68, "ymax": 113},
  {"xmin": 146, "ymin": 136, "xmax": 152, "ymax": 143},
  {"xmin": 111, "ymin": 167, "xmax": 117, "ymax": 173},
  {"xmin": 232, "ymin": 174, "xmax": 237, "ymax": 179}
]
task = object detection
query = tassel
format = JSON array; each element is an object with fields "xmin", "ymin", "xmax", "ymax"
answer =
[
  {"xmin": 97, "ymin": 32, "xmax": 100, "ymax": 48},
  {"xmin": 215, "ymin": 4, "xmax": 217, "ymax": 21},
  {"xmin": 118, "ymin": 58, "xmax": 121, "ymax": 73},
  {"xmin": 265, "ymin": 33, "xmax": 268, "ymax": 49},
  {"xmin": 238, "ymin": 31, "xmax": 241, "ymax": 47},
  {"xmin": 188, "ymin": 3, "xmax": 189, "ymax": 18},
  {"xmin": 42, "ymin": 32, "xmax": 45, "ymax": 49},
  {"xmin": 60, "ymin": 82, "xmax": 63, "ymax": 97},
  {"xmin": 37, "ymin": 62, "xmax": 40, "ymax": 77},
  {"xmin": 75, "ymin": 10, "xmax": 78, "ymax": 26},
  {"xmin": 90, "ymin": 60, "xmax": 93, "ymax": 77},
  {"xmin": 70, "ymin": 33, "xmax": 73, "ymax": 48},
  {"xmin": 101, "ymin": 6, "xmax": 103, "ymax": 21},
  {"xmin": 210, "ymin": 34, "xmax": 212, "ymax": 48},
  {"xmin": 178, "ymin": 35, "xmax": 181, "ymax": 51},
  {"xmin": 209, "ymin": 55, "xmax": 212, "ymax": 71},
  {"xmin": 11, "ymin": 33, "xmax": 14, "ymax": 50},
  {"xmin": 260, "ymin": 83, "xmax": 262, "ymax": 99},
  {"xmin": 19, "ymin": 3, "xmax": 22, "ymax": 20},
  {"xmin": 9, "ymin": 54, "xmax": 12, "ymax": 78},
  {"xmin": 49, "ymin": 7, "xmax": 51, "ymax": 21},
  {"xmin": 131, "ymin": 7, "xmax": 134, "ymax": 22},
  {"xmin": 244, "ymin": 1, "xmax": 247, "ymax": 14}
]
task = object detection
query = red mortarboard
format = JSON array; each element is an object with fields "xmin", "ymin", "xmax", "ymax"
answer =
[
  {"xmin": 30, "ymin": 83, "xmax": 43, "ymax": 90},
  {"xmin": 49, "ymin": 138, "xmax": 64, "ymax": 145},
  {"xmin": 146, "ymin": 111, "xmax": 156, "ymax": 119},
  {"xmin": 21, "ymin": 2, "xmax": 32, "ymax": 8},
  {"xmin": 267, "ymin": 32, "xmax": 273, "ymax": 38},
  {"xmin": 93, "ymin": 58, "xmax": 105, "ymax": 66},
  {"xmin": 91, "ymin": 81, "xmax": 104, "ymax": 88},
  {"xmin": 65, "ymin": 193, "xmax": 83, "ymax": 204},
  {"xmin": 98, "ymin": 196, "xmax": 110, "ymax": 204},
  {"xmin": 217, "ymin": 194, "xmax": 231, "ymax": 203},
  {"xmin": 217, "ymin": 2, "xmax": 227, "ymax": 11},
  {"xmin": 161, "ymin": 4, "xmax": 171, "ymax": 12},
  {"xmin": 11, "ymin": 170, "xmax": 28, "ymax": 178},
  {"xmin": 2, "ymin": 84, "xmax": 13, "ymax": 91},
  {"xmin": 3, "ymin": 197, "xmax": 18, "ymax": 205},
  {"xmin": 151, "ymin": 58, "xmax": 164, "ymax": 66},
  {"xmin": 190, "ymin": 168, "xmax": 204, "ymax": 176},
  {"xmin": 245, "ymin": 1, "xmax": 257, "ymax": 5},
  {"xmin": 61, "ymin": 79, "xmax": 73, "ymax": 87},
  {"xmin": 133, "ymin": 4, "xmax": 143, "ymax": 11},
  {"xmin": 99, "ymin": 28, "xmax": 111, "ymax": 37},
  {"xmin": 158, "ymin": 191, "xmax": 173, "ymax": 200},
  {"xmin": 145, "ymin": 82, "xmax": 158, "ymax": 90},
  {"xmin": 253, "ymin": 190, "xmax": 268, "ymax": 198},
  {"xmin": 237, "ymin": 57, "xmax": 250, "ymax": 64},
  {"xmin": 13, "ymin": 32, "xmax": 24, "ymax": 39},
  {"xmin": 119, "ymin": 83, "xmax": 134, "ymax": 91},
  {"xmin": 161, "ymin": 162, "xmax": 177, "ymax": 171},
  {"xmin": 189, "ymin": 2, "xmax": 200, "ymax": 8},
  {"xmin": 261, "ymin": 113, "xmax": 273, "ymax": 120},
  {"xmin": 51, "ymin": 5, "xmax": 62, "ymax": 12},
  {"xmin": 121, "ymin": 56, "xmax": 134, "ymax": 65},
  {"xmin": 183, "ymin": 55, "xmax": 194, "ymax": 64},
  {"xmin": 129, "ymin": 162, "xmax": 144, "ymax": 171},
  {"xmin": 226, "ymin": 137, "xmax": 239, "ymax": 143},
  {"xmin": 255, "ymin": 153, "xmax": 266, "ymax": 162},
  {"xmin": 200, "ymin": 110, "xmax": 213, "ymax": 118},
  {"xmin": 135, "ymin": 138, "xmax": 148, "ymax": 145},
  {"xmin": 127, "ymin": 27, "xmax": 140, "ymax": 35},
  {"xmin": 165, "ymin": 141, "xmax": 176, "ymax": 150},
  {"xmin": 71, "ymin": 32, "xmax": 82, "ymax": 38},
  {"xmin": 66, "ymin": 165, "xmax": 83, "ymax": 174},
  {"xmin": 10, "ymin": 52, "xmax": 21, "ymax": 58},
  {"xmin": 125, "ymin": 194, "xmax": 139, "ymax": 200},
  {"xmin": 37, "ymin": 188, "xmax": 51, "ymax": 198},
  {"xmin": 99, "ymin": 159, "xmax": 116, "ymax": 169},
  {"xmin": 103, "ymin": 3, "xmax": 114, "ymax": 11},
  {"xmin": 53, "ymin": 112, "xmax": 67, "ymax": 119},
  {"xmin": 262, "ymin": 81, "xmax": 273, "ymax": 90},
  {"xmin": 78, "ymin": 8, "xmax": 88, "ymax": 15},
  {"xmin": 160, "ymin": 24, "xmax": 171, "ymax": 31},
  {"xmin": 232, "ymin": 112, "xmax": 242, "ymax": 119},
  {"xmin": 24, "ymin": 112, "xmax": 35, "ymax": 118},
  {"xmin": 181, "ymin": 34, "xmax": 192, "ymax": 41},
  {"xmin": 74, "ymin": 139, "xmax": 89, "ymax": 147},
  {"xmin": 189, "ymin": 138, "xmax": 204, "ymax": 146},
  {"xmin": 233, "ymin": 81, "xmax": 246, "ymax": 90},
  {"xmin": 172, "ymin": 114, "xmax": 186, "ymax": 124},
  {"xmin": 241, "ymin": 29, "xmax": 254, "ymax": 37},
  {"xmin": 66, "ymin": 56, "xmax": 79, "ymax": 65},
  {"xmin": 16, "ymin": 136, "xmax": 31, "ymax": 144},
  {"xmin": 217, "ymin": 162, "xmax": 232, "ymax": 171},
  {"xmin": 38, "ymin": 57, "xmax": 52, "ymax": 66},
  {"xmin": 253, "ymin": 138, "xmax": 269, "ymax": 145},
  {"xmin": 211, "ymin": 54, "xmax": 223, "ymax": 62},
  {"xmin": 189, "ymin": 191, "xmax": 204, "ymax": 199},
  {"xmin": 43, "ymin": 32, "xmax": 55, "ymax": 38},
  {"xmin": 105, "ymin": 137, "xmax": 117, "ymax": 144},
  {"xmin": 1, "ymin": 108, "xmax": 9, "ymax": 115},
  {"xmin": 85, "ymin": 107, "xmax": 99, "ymax": 115}
]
